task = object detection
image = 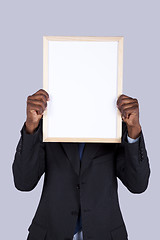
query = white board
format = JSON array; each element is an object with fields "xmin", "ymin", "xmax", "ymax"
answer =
[{"xmin": 43, "ymin": 36, "xmax": 123, "ymax": 143}]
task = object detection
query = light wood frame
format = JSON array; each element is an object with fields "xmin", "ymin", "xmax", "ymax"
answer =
[{"xmin": 43, "ymin": 36, "xmax": 123, "ymax": 143}]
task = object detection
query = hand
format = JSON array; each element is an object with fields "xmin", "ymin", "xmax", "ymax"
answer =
[
  {"xmin": 116, "ymin": 94, "xmax": 142, "ymax": 139},
  {"xmin": 25, "ymin": 89, "xmax": 50, "ymax": 134}
]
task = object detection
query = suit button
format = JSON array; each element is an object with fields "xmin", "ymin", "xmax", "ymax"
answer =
[{"xmin": 76, "ymin": 184, "xmax": 80, "ymax": 190}]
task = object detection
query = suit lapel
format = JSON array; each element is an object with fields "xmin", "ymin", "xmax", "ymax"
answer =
[
  {"xmin": 60, "ymin": 142, "xmax": 101, "ymax": 176},
  {"xmin": 60, "ymin": 142, "xmax": 80, "ymax": 175},
  {"xmin": 80, "ymin": 143, "xmax": 101, "ymax": 176}
]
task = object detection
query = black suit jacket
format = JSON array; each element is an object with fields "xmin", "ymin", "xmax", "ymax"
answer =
[{"xmin": 12, "ymin": 118, "xmax": 150, "ymax": 240}]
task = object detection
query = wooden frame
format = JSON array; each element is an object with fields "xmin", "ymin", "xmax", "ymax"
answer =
[{"xmin": 43, "ymin": 36, "xmax": 123, "ymax": 143}]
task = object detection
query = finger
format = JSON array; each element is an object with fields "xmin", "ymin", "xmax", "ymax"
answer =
[
  {"xmin": 117, "ymin": 94, "xmax": 131, "ymax": 104},
  {"xmin": 27, "ymin": 102, "xmax": 44, "ymax": 115},
  {"xmin": 117, "ymin": 93, "xmax": 136, "ymax": 103},
  {"xmin": 118, "ymin": 101, "xmax": 138, "ymax": 112},
  {"xmin": 33, "ymin": 89, "xmax": 49, "ymax": 100},
  {"xmin": 28, "ymin": 94, "xmax": 48, "ymax": 104},
  {"xmin": 27, "ymin": 98, "xmax": 47, "ymax": 110},
  {"xmin": 117, "ymin": 98, "xmax": 137, "ymax": 108},
  {"xmin": 121, "ymin": 105, "xmax": 138, "ymax": 118}
]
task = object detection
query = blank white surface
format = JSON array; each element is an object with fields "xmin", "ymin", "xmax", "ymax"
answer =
[{"xmin": 47, "ymin": 40, "xmax": 118, "ymax": 138}]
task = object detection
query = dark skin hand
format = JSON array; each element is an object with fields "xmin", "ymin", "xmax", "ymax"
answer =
[
  {"xmin": 25, "ymin": 89, "xmax": 50, "ymax": 134},
  {"xmin": 116, "ymin": 94, "xmax": 142, "ymax": 139},
  {"xmin": 25, "ymin": 90, "xmax": 141, "ymax": 138}
]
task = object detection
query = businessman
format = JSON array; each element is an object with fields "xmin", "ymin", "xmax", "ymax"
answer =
[{"xmin": 12, "ymin": 89, "xmax": 150, "ymax": 240}]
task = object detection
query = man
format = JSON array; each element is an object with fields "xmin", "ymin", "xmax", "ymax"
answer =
[{"xmin": 12, "ymin": 89, "xmax": 150, "ymax": 240}]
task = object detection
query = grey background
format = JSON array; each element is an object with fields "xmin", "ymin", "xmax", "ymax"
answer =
[{"xmin": 0, "ymin": 0, "xmax": 159, "ymax": 239}]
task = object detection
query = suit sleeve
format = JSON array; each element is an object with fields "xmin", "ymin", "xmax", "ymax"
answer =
[
  {"xmin": 115, "ymin": 121, "xmax": 151, "ymax": 194},
  {"xmin": 12, "ymin": 118, "xmax": 45, "ymax": 191}
]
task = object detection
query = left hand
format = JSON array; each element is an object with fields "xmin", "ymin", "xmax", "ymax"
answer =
[{"xmin": 117, "ymin": 94, "xmax": 142, "ymax": 139}]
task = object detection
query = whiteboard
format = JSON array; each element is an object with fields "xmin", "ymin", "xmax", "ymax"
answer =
[{"xmin": 43, "ymin": 36, "xmax": 123, "ymax": 143}]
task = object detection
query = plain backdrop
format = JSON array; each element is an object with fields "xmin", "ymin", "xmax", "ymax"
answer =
[{"xmin": 0, "ymin": 0, "xmax": 159, "ymax": 239}]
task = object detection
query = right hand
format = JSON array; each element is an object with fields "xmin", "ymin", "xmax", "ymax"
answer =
[{"xmin": 25, "ymin": 89, "xmax": 50, "ymax": 134}]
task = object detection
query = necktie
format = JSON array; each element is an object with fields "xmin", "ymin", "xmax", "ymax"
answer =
[{"xmin": 74, "ymin": 143, "xmax": 85, "ymax": 234}]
